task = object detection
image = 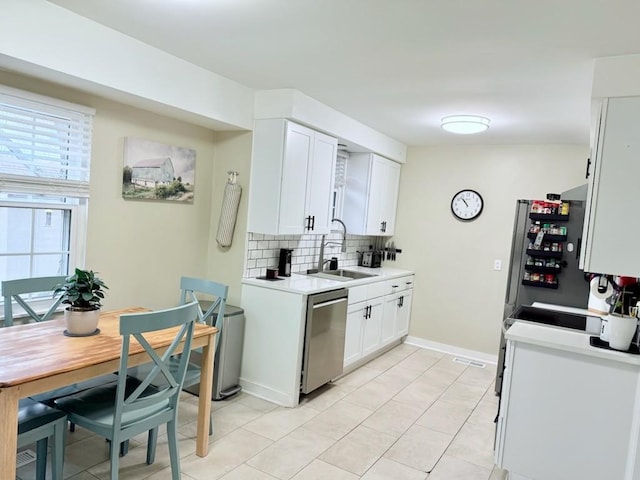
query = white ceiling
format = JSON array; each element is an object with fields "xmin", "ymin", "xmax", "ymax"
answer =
[{"xmin": 48, "ymin": 0, "xmax": 640, "ymax": 146}]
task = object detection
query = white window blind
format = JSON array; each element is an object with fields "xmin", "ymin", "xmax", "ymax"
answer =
[
  {"xmin": 335, "ymin": 149, "xmax": 349, "ymax": 187},
  {"xmin": 0, "ymin": 86, "xmax": 94, "ymax": 198},
  {"xmin": 0, "ymin": 86, "xmax": 93, "ymax": 303}
]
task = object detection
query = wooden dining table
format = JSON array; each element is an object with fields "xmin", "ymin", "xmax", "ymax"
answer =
[{"xmin": 0, "ymin": 307, "xmax": 218, "ymax": 479}]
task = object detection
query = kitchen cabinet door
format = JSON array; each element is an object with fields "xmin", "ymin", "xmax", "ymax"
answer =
[
  {"xmin": 279, "ymin": 121, "xmax": 315, "ymax": 234},
  {"xmin": 247, "ymin": 119, "xmax": 337, "ymax": 235},
  {"xmin": 495, "ymin": 338, "xmax": 637, "ymax": 480},
  {"xmin": 580, "ymin": 96, "xmax": 640, "ymax": 277},
  {"xmin": 344, "ymin": 301, "xmax": 366, "ymax": 368},
  {"xmin": 305, "ymin": 131, "xmax": 337, "ymax": 235},
  {"xmin": 343, "ymin": 153, "xmax": 401, "ymax": 236},
  {"xmin": 381, "ymin": 294, "xmax": 398, "ymax": 347},
  {"xmin": 394, "ymin": 289, "xmax": 412, "ymax": 337},
  {"xmin": 382, "ymin": 289, "xmax": 413, "ymax": 346},
  {"xmin": 361, "ymin": 297, "xmax": 384, "ymax": 357},
  {"xmin": 366, "ymin": 156, "xmax": 401, "ymax": 236}
]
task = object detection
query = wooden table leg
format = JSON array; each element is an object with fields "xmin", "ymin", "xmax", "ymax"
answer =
[
  {"xmin": 196, "ymin": 332, "xmax": 215, "ymax": 456},
  {"xmin": 0, "ymin": 387, "xmax": 20, "ymax": 479}
]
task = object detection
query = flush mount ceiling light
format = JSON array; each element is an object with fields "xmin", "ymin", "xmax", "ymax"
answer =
[{"xmin": 441, "ymin": 115, "xmax": 491, "ymax": 134}]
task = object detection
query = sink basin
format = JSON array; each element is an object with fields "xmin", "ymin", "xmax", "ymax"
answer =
[{"xmin": 307, "ymin": 269, "xmax": 378, "ymax": 282}]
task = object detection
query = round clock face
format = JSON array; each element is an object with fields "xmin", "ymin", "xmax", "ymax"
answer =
[{"xmin": 451, "ymin": 189, "xmax": 483, "ymax": 221}]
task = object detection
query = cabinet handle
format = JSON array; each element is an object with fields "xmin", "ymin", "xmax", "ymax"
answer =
[
  {"xmin": 392, "ymin": 284, "xmax": 399, "ymax": 288},
  {"xmin": 405, "ymin": 281, "xmax": 412, "ymax": 286},
  {"xmin": 367, "ymin": 305, "xmax": 372, "ymax": 318},
  {"xmin": 397, "ymin": 297, "xmax": 402, "ymax": 307},
  {"xmin": 400, "ymin": 295, "xmax": 404, "ymax": 307},
  {"xmin": 585, "ymin": 157, "xmax": 591, "ymax": 179},
  {"xmin": 311, "ymin": 215, "xmax": 315, "ymax": 231},
  {"xmin": 304, "ymin": 216, "xmax": 310, "ymax": 231}
]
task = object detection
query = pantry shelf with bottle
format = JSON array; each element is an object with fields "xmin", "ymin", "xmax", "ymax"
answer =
[{"xmin": 522, "ymin": 200, "xmax": 571, "ymax": 290}]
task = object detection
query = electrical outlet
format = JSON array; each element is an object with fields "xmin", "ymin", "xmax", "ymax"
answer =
[{"xmin": 494, "ymin": 259, "xmax": 502, "ymax": 271}]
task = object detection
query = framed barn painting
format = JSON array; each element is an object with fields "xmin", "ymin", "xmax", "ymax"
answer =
[{"xmin": 122, "ymin": 137, "xmax": 196, "ymax": 202}]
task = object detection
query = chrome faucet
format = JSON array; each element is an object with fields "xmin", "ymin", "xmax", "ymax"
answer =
[{"xmin": 317, "ymin": 218, "xmax": 348, "ymax": 272}]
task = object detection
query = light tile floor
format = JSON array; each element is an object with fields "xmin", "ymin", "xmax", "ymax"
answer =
[{"xmin": 18, "ymin": 343, "xmax": 508, "ymax": 480}]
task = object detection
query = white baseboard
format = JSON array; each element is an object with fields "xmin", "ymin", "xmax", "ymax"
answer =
[
  {"xmin": 238, "ymin": 377, "xmax": 298, "ymax": 408},
  {"xmin": 404, "ymin": 336, "xmax": 498, "ymax": 365}
]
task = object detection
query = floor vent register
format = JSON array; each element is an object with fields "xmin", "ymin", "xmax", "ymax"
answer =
[
  {"xmin": 16, "ymin": 449, "xmax": 37, "ymax": 469},
  {"xmin": 453, "ymin": 357, "xmax": 486, "ymax": 368}
]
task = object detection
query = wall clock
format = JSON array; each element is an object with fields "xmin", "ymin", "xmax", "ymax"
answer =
[{"xmin": 451, "ymin": 189, "xmax": 484, "ymax": 221}]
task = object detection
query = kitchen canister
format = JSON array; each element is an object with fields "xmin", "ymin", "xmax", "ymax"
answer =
[{"xmin": 607, "ymin": 314, "xmax": 638, "ymax": 351}]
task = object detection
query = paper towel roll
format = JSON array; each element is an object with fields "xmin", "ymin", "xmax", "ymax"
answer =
[{"xmin": 590, "ymin": 276, "xmax": 614, "ymax": 300}]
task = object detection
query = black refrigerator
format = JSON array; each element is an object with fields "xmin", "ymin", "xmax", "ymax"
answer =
[{"xmin": 495, "ymin": 184, "xmax": 591, "ymax": 394}]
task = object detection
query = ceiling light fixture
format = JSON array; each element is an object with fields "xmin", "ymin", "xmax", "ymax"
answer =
[{"xmin": 441, "ymin": 115, "xmax": 490, "ymax": 135}]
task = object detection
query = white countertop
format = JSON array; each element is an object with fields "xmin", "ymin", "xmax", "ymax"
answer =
[
  {"xmin": 241, "ymin": 266, "xmax": 414, "ymax": 295},
  {"xmin": 506, "ymin": 321, "xmax": 640, "ymax": 366}
]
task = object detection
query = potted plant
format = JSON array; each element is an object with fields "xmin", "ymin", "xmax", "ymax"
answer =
[
  {"xmin": 54, "ymin": 268, "xmax": 108, "ymax": 336},
  {"xmin": 607, "ymin": 287, "xmax": 638, "ymax": 351}
]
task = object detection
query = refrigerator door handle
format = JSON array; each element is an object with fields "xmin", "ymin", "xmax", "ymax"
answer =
[{"xmin": 576, "ymin": 237, "xmax": 582, "ymax": 260}]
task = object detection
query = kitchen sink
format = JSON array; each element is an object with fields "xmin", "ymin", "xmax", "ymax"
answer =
[{"xmin": 306, "ymin": 269, "xmax": 378, "ymax": 282}]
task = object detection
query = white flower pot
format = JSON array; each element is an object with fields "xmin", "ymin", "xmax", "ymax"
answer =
[
  {"xmin": 607, "ymin": 314, "xmax": 638, "ymax": 351},
  {"xmin": 64, "ymin": 308, "xmax": 100, "ymax": 336}
]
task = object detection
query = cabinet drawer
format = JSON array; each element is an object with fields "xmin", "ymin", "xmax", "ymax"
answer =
[
  {"xmin": 385, "ymin": 275, "xmax": 414, "ymax": 295},
  {"xmin": 348, "ymin": 280, "xmax": 387, "ymax": 305},
  {"xmin": 348, "ymin": 285, "xmax": 368, "ymax": 304},
  {"xmin": 366, "ymin": 280, "xmax": 387, "ymax": 299}
]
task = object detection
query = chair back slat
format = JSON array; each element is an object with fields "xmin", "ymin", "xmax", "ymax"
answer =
[
  {"xmin": 2, "ymin": 276, "xmax": 67, "ymax": 327},
  {"xmin": 179, "ymin": 276, "xmax": 228, "ymax": 328},
  {"xmin": 112, "ymin": 302, "xmax": 198, "ymax": 431}
]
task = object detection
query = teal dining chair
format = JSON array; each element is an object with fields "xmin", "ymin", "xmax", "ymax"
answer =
[
  {"xmin": 2, "ymin": 276, "xmax": 66, "ymax": 327},
  {"xmin": 18, "ymin": 398, "xmax": 67, "ymax": 480},
  {"xmin": 128, "ymin": 276, "xmax": 228, "ymax": 448},
  {"xmin": 3, "ymin": 275, "xmax": 120, "ymax": 440},
  {"xmin": 54, "ymin": 301, "xmax": 200, "ymax": 480}
]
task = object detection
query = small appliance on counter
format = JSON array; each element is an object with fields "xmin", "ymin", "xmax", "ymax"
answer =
[
  {"xmin": 278, "ymin": 248, "xmax": 293, "ymax": 277},
  {"xmin": 362, "ymin": 250, "xmax": 382, "ymax": 268}
]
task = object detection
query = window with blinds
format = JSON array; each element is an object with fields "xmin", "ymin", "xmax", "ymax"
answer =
[
  {"xmin": 332, "ymin": 148, "xmax": 349, "ymax": 220},
  {"xmin": 0, "ymin": 85, "xmax": 94, "ymax": 304}
]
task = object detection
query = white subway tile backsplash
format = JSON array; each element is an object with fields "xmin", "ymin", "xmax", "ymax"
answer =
[
  {"xmin": 245, "ymin": 232, "xmax": 384, "ymax": 278},
  {"xmin": 256, "ymin": 258, "xmax": 269, "ymax": 268}
]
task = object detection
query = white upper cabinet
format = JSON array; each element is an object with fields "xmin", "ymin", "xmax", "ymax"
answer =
[
  {"xmin": 343, "ymin": 153, "xmax": 401, "ymax": 236},
  {"xmin": 248, "ymin": 119, "xmax": 337, "ymax": 235},
  {"xmin": 580, "ymin": 97, "xmax": 640, "ymax": 276}
]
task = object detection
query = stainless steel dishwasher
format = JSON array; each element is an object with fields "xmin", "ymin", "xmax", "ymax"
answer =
[{"xmin": 301, "ymin": 288, "xmax": 348, "ymax": 394}]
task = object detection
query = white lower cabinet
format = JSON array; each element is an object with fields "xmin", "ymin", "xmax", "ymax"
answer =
[
  {"xmin": 382, "ymin": 275, "xmax": 414, "ymax": 346},
  {"xmin": 344, "ymin": 276, "xmax": 414, "ymax": 369},
  {"xmin": 495, "ymin": 338, "xmax": 639, "ymax": 480},
  {"xmin": 382, "ymin": 291, "xmax": 412, "ymax": 346}
]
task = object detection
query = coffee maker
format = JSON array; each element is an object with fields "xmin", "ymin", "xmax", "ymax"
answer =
[{"xmin": 278, "ymin": 248, "xmax": 293, "ymax": 277}]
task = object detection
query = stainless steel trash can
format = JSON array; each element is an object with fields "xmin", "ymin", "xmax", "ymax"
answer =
[{"xmin": 184, "ymin": 303, "xmax": 245, "ymax": 400}]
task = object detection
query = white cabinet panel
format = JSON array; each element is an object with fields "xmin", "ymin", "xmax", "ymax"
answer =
[
  {"xmin": 279, "ymin": 122, "xmax": 314, "ymax": 234},
  {"xmin": 345, "ymin": 276, "xmax": 414, "ymax": 368},
  {"xmin": 344, "ymin": 301, "xmax": 365, "ymax": 367},
  {"xmin": 581, "ymin": 96, "xmax": 640, "ymax": 276},
  {"xmin": 361, "ymin": 297, "xmax": 383, "ymax": 357},
  {"xmin": 248, "ymin": 118, "xmax": 337, "ymax": 235},
  {"xmin": 496, "ymin": 339, "xmax": 637, "ymax": 480},
  {"xmin": 394, "ymin": 290, "xmax": 412, "ymax": 337},
  {"xmin": 343, "ymin": 152, "xmax": 401, "ymax": 236},
  {"xmin": 382, "ymin": 288, "xmax": 413, "ymax": 347},
  {"xmin": 307, "ymin": 132, "xmax": 338, "ymax": 235}
]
